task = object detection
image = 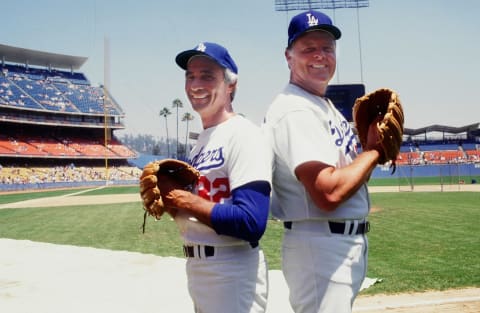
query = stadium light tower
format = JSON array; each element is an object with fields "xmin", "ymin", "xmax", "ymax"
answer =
[
  {"xmin": 275, "ymin": 0, "xmax": 369, "ymax": 83},
  {"xmin": 274, "ymin": 0, "xmax": 369, "ymax": 11}
]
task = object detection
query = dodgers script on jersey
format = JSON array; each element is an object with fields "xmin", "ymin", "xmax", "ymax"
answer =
[
  {"xmin": 264, "ymin": 83, "xmax": 370, "ymax": 221},
  {"xmin": 174, "ymin": 115, "xmax": 271, "ymax": 246}
]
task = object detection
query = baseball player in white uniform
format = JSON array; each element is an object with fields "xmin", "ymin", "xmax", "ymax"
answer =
[
  {"xmin": 163, "ymin": 42, "xmax": 272, "ymax": 313},
  {"xmin": 262, "ymin": 10, "xmax": 382, "ymax": 313}
]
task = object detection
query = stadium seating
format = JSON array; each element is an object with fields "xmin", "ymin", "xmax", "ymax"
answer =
[
  {"xmin": 466, "ymin": 150, "xmax": 480, "ymax": 162},
  {"xmin": 2, "ymin": 65, "xmax": 123, "ymax": 115},
  {"xmin": 0, "ymin": 76, "xmax": 44, "ymax": 110},
  {"xmin": 25, "ymin": 136, "xmax": 81, "ymax": 157},
  {"xmin": 0, "ymin": 134, "xmax": 47, "ymax": 156},
  {"xmin": 13, "ymin": 78, "xmax": 78, "ymax": 113},
  {"xmin": 0, "ymin": 51, "xmax": 141, "ymax": 190},
  {"xmin": 108, "ymin": 139, "xmax": 138, "ymax": 158},
  {"xmin": 0, "ymin": 131, "xmax": 136, "ymax": 159},
  {"xmin": 0, "ymin": 165, "xmax": 142, "ymax": 185},
  {"xmin": 396, "ymin": 140, "xmax": 480, "ymax": 165}
]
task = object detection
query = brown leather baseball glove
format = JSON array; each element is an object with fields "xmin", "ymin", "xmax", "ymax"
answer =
[
  {"xmin": 352, "ymin": 88, "xmax": 404, "ymax": 172},
  {"xmin": 139, "ymin": 158, "xmax": 200, "ymax": 232}
]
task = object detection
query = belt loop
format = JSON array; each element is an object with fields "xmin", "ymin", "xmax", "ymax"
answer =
[
  {"xmin": 343, "ymin": 220, "xmax": 351, "ymax": 235},
  {"xmin": 350, "ymin": 220, "xmax": 359, "ymax": 235}
]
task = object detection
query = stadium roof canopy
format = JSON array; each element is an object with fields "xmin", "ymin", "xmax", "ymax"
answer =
[
  {"xmin": 404, "ymin": 123, "xmax": 479, "ymax": 136},
  {"xmin": 0, "ymin": 43, "xmax": 87, "ymax": 70}
]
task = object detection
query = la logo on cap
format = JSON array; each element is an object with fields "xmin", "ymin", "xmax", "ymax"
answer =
[
  {"xmin": 196, "ymin": 43, "xmax": 206, "ymax": 52},
  {"xmin": 307, "ymin": 13, "xmax": 319, "ymax": 27}
]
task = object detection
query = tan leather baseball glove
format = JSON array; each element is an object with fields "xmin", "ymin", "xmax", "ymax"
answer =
[
  {"xmin": 352, "ymin": 88, "xmax": 404, "ymax": 171},
  {"xmin": 139, "ymin": 158, "xmax": 200, "ymax": 232}
]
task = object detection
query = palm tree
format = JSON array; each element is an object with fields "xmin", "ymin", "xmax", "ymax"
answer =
[
  {"xmin": 172, "ymin": 98, "xmax": 183, "ymax": 158},
  {"xmin": 182, "ymin": 112, "xmax": 195, "ymax": 159},
  {"xmin": 159, "ymin": 107, "xmax": 172, "ymax": 157}
]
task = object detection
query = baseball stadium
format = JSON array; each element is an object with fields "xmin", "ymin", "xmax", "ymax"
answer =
[
  {"xmin": 1, "ymin": 44, "xmax": 479, "ymax": 192},
  {"xmin": 1, "ymin": 42, "xmax": 479, "ymax": 313},
  {"xmin": 1, "ymin": 2, "xmax": 480, "ymax": 313}
]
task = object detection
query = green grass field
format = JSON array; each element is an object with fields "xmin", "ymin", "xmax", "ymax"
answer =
[{"xmin": 0, "ymin": 186, "xmax": 479, "ymax": 295}]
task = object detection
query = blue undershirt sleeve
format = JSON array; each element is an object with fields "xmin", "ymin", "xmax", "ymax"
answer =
[{"xmin": 210, "ymin": 180, "xmax": 271, "ymax": 243}]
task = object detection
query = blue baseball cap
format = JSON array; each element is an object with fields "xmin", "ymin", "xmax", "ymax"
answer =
[
  {"xmin": 288, "ymin": 10, "xmax": 341, "ymax": 46},
  {"xmin": 175, "ymin": 42, "xmax": 238, "ymax": 74}
]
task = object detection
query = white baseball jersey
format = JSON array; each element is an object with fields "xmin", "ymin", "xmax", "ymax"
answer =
[
  {"xmin": 174, "ymin": 114, "xmax": 272, "ymax": 246},
  {"xmin": 263, "ymin": 83, "xmax": 370, "ymax": 221}
]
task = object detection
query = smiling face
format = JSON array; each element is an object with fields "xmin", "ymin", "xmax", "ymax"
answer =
[
  {"xmin": 286, "ymin": 30, "xmax": 337, "ymax": 97},
  {"xmin": 185, "ymin": 55, "xmax": 236, "ymax": 128}
]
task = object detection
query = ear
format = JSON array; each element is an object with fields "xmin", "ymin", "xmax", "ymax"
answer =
[
  {"xmin": 285, "ymin": 48, "xmax": 292, "ymax": 69},
  {"xmin": 227, "ymin": 81, "xmax": 237, "ymax": 94}
]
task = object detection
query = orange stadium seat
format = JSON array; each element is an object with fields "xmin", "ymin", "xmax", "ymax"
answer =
[{"xmin": 27, "ymin": 137, "xmax": 81, "ymax": 157}]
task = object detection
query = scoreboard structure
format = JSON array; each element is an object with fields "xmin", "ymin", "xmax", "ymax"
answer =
[{"xmin": 326, "ymin": 83, "xmax": 365, "ymax": 122}]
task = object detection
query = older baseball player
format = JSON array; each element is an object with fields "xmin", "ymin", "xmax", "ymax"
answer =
[
  {"xmin": 163, "ymin": 42, "xmax": 272, "ymax": 313},
  {"xmin": 262, "ymin": 10, "xmax": 382, "ymax": 313}
]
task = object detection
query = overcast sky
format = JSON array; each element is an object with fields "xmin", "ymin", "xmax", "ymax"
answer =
[{"xmin": 3, "ymin": 0, "xmax": 479, "ymax": 139}]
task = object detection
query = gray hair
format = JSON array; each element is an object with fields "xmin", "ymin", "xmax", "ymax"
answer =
[{"xmin": 224, "ymin": 68, "xmax": 238, "ymax": 102}]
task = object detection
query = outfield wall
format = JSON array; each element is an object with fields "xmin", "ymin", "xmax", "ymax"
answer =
[
  {"xmin": 0, "ymin": 179, "xmax": 138, "ymax": 193},
  {"xmin": 2, "ymin": 164, "xmax": 479, "ymax": 192},
  {"xmin": 372, "ymin": 163, "xmax": 480, "ymax": 183}
]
